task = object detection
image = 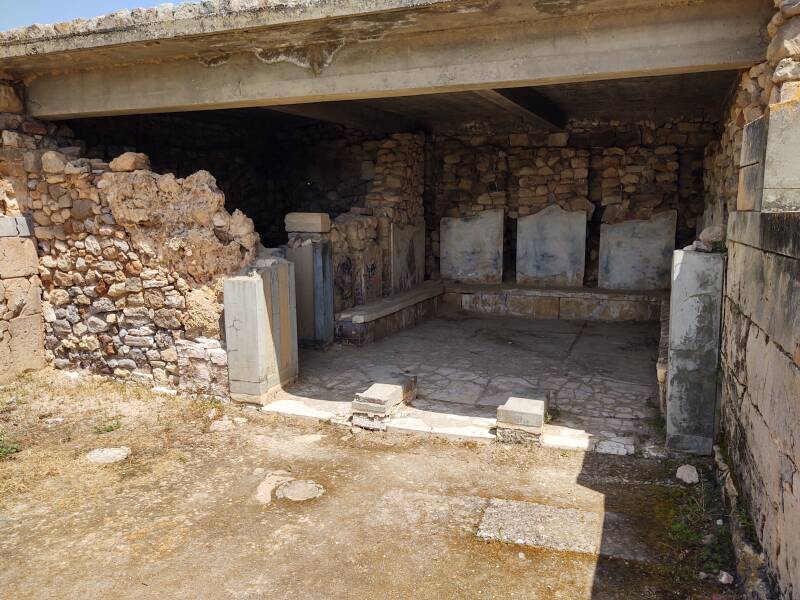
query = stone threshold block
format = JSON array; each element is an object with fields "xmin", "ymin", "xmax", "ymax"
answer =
[
  {"xmin": 352, "ymin": 375, "xmax": 417, "ymax": 431},
  {"xmin": 496, "ymin": 394, "xmax": 549, "ymax": 444},
  {"xmin": 285, "ymin": 212, "xmax": 331, "ymax": 233}
]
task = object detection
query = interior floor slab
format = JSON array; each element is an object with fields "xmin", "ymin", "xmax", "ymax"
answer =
[{"xmin": 274, "ymin": 312, "xmax": 664, "ymax": 455}]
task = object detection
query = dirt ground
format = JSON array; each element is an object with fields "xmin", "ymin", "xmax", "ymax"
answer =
[{"xmin": 0, "ymin": 370, "xmax": 737, "ymax": 599}]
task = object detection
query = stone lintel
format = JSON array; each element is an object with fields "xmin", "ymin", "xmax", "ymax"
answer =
[{"xmin": 285, "ymin": 212, "xmax": 331, "ymax": 234}]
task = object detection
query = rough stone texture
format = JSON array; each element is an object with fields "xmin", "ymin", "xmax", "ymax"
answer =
[
  {"xmin": 440, "ymin": 209, "xmax": 503, "ymax": 284},
  {"xmin": 762, "ymin": 95, "xmax": 800, "ymax": 211},
  {"xmin": 108, "ymin": 151, "xmax": 150, "ymax": 172},
  {"xmin": 598, "ymin": 211, "xmax": 677, "ymax": 290},
  {"xmin": 516, "ymin": 205, "xmax": 586, "ymax": 287},
  {"xmin": 0, "ymin": 83, "xmax": 23, "ymax": 114},
  {"xmin": 666, "ymin": 249, "xmax": 725, "ymax": 455},
  {"xmin": 85, "ymin": 446, "xmax": 131, "ymax": 464},
  {"xmin": 0, "ymin": 110, "xmax": 262, "ymax": 393},
  {"xmin": 97, "ymin": 169, "xmax": 258, "ymax": 283}
]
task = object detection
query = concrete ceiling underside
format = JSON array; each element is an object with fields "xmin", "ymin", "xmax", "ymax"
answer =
[{"xmin": 259, "ymin": 70, "xmax": 741, "ymax": 131}]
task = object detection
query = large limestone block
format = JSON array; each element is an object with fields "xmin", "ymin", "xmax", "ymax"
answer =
[
  {"xmin": 763, "ymin": 97, "xmax": 800, "ymax": 211},
  {"xmin": 440, "ymin": 209, "xmax": 503, "ymax": 284},
  {"xmin": 598, "ymin": 211, "xmax": 676, "ymax": 290},
  {"xmin": 516, "ymin": 206, "xmax": 586, "ymax": 288},
  {"xmin": 224, "ymin": 260, "xmax": 298, "ymax": 402},
  {"xmin": 3, "ymin": 314, "xmax": 46, "ymax": 382},
  {"xmin": 666, "ymin": 249, "xmax": 724, "ymax": 455},
  {"xmin": 285, "ymin": 212, "xmax": 331, "ymax": 233},
  {"xmin": 0, "ymin": 237, "xmax": 39, "ymax": 279},
  {"xmin": 390, "ymin": 223, "xmax": 425, "ymax": 293}
]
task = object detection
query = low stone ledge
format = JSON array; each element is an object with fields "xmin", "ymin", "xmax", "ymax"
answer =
[
  {"xmin": 444, "ymin": 282, "xmax": 663, "ymax": 322},
  {"xmin": 335, "ymin": 281, "xmax": 443, "ymax": 346}
]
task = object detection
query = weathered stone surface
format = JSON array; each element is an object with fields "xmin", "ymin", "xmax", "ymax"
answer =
[
  {"xmin": 353, "ymin": 376, "xmax": 417, "ymax": 416},
  {"xmin": 0, "ymin": 83, "xmax": 23, "ymax": 114},
  {"xmin": 390, "ymin": 223, "xmax": 424, "ymax": 293},
  {"xmin": 253, "ymin": 470, "xmax": 293, "ymax": 505},
  {"xmin": 109, "ymin": 152, "xmax": 150, "ymax": 172},
  {"xmin": 0, "ymin": 237, "xmax": 38, "ymax": 278},
  {"xmin": 40, "ymin": 151, "xmax": 67, "ymax": 174},
  {"xmin": 763, "ymin": 97, "xmax": 800, "ymax": 211},
  {"xmin": 676, "ymin": 464, "xmax": 699, "ymax": 484},
  {"xmin": 667, "ymin": 249, "xmax": 725, "ymax": 455},
  {"xmin": 477, "ymin": 498, "xmax": 654, "ymax": 562},
  {"xmin": 767, "ymin": 17, "xmax": 800, "ymax": 64},
  {"xmin": 98, "ymin": 169, "xmax": 258, "ymax": 283},
  {"xmin": 598, "ymin": 211, "xmax": 676, "ymax": 290},
  {"xmin": 496, "ymin": 395, "xmax": 548, "ymax": 432},
  {"xmin": 284, "ymin": 212, "xmax": 330, "ymax": 233},
  {"xmin": 440, "ymin": 209, "xmax": 503, "ymax": 284},
  {"xmin": 86, "ymin": 447, "xmax": 131, "ymax": 464},
  {"xmin": 516, "ymin": 205, "xmax": 586, "ymax": 288},
  {"xmin": 275, "ymin": 480, "xmax": 324, "ymax": 502}
]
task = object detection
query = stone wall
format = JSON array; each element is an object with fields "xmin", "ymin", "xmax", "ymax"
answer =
[
  {"xmin": 70, "ymin": 114, "xmax": 383, "ymax": 247},
  {"xmin": 1, "ymin": 99, "xmax": 260, "ymax": 395},
  {"xmin": 713, "ymin": 3, "xmax": 800, "ymax": 597},
  {"xmin": 430, "ymin": 119, "xmax": 713, "ymax": 283}
]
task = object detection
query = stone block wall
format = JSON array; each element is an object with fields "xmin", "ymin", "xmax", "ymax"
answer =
[
  {"xmin": 711, "ymin": 3, "xmax": 800, "ymax": 596},
  {"xmin": 430, "ymin": 119, "xmax": 713, "ymax": 282}
]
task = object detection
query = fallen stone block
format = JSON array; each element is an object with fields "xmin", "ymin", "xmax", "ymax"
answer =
[{"xmin": 496, "ymin": 394, "xmax": 550, "ymax": 444}]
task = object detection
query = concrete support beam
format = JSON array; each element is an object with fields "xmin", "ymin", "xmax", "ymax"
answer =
[
  {"xmin": 474, "ymin": 89, "xmax": 565, "ymax": 131},
  {"xmin": 25, "ymin": 1, "xmax": 769, "ymax": 119},
  {"xmin": 265, "ymin": 102, "xmax": 420, "ymax": 133},
  {"xmin": 666, "ymin": 249, "xmax": 725, "ymax": 455}
]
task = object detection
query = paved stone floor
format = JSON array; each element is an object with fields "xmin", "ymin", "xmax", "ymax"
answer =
[{"xmin": 272, "ymin": 311, "xmax": 664, "ymax": 456}]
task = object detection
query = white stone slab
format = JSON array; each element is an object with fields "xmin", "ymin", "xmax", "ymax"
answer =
[
  {"xmin": 390, "ymin": 223, "xmax": 425, "ymax": 293},
  {"xmin": 440, "ymin": 209, "xmax": 504, "ymax": 284},
  {"xmin": 598, "ymin": 211, "xmax": 677, "ymax": 290},
  {"xmin": 516, "ymin": 206, "xmax": 586, "ymax": 287}
]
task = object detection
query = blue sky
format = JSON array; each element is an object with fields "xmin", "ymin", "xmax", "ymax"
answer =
[{"xmin": 0, "ymin": 1, "xmax": 200, "ymax": 30}]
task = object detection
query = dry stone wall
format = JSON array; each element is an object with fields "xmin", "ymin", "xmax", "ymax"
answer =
[
  {"xmin": 430, "ymin": 119, "xmax": 713, "ymax": 283},
  {"xmin": 1, "ymin": 101, "xmax": 260, "ymax": 395}
]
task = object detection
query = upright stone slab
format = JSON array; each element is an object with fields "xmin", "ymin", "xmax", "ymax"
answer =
[
  {"xmin": 440, "ymin": 209, "xmax": 503, "ymax": 284},
  {"xmin": 224, "ymin": 259, "xmax": 298, "ymax": 403},
  {"xmin": 516, "ymin": 206, "xmax": 586, "ymax": 287},
  {"xmin": 286, "ymin": 240, "xmax": 333, "ymax": 349},
  {"xmin": 390, "ymin": 223, "xmax": 425, "ymax": 293},
  {"xmin": 666, "ymin": 249, "xmax": 725, "ymax": 455},
  {"xmin": 598, "ymin": 211, "xmax": 677, "ymax": 290},
  {"xmin": 353, "ymin": 244, "xmax": 383, "ymax": 305}
]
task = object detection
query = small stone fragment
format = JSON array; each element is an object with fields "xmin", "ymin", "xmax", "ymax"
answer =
[
  {"xmin": 718, "ymin": 571, "xmax": 734, "ymax": 585},
  {"xmin": 209, "ymin": 418, "xmax": 234, "ymax": 432},
  {"xmin": 86, "ymin": 446, "xmax": 131, "ymax": 464},
  {"xmin": 676, "ymin": 464, "xmax": 699, "ymax": 484},
  {"xmin": 254, "ymin": 470, "xmax": 293, "ymax": 505},
  {"xmin": 276, "ymin": 479, "xmax": 325, "ymax": 502}
]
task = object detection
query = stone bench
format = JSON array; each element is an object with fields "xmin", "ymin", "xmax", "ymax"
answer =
[
  {"xmin": 443, "ymin": 282, "xmax": 664, "ymax": 322},
  {"xmin": 335, "ymin": 280, "xmax": 444, "ymax": 346}
]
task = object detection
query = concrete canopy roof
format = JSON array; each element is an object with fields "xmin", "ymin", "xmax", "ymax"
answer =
[{"xmin": 0, "ymin": 0, "xmax": 771, "ymax": 75}]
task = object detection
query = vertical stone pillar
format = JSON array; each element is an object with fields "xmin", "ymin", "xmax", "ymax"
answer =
[
  {"xmin": 666, "ymin": 249, "xmax": 725, "ymax": 454},
  {"xmin": 0, "ymin": 214, "xmax": 45, "ymax": 383},
  {"xmin": 285, "ymin": 212, "xmax": 334, "ymax": 348},
  {"xmin": 224, "ymin": 258, "xmax": 298, "ymax": 403}
]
